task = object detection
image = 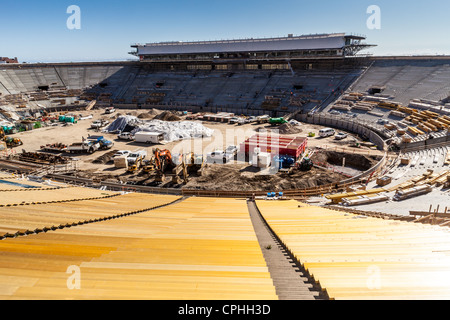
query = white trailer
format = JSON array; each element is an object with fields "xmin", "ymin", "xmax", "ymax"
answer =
[{"xmin": 135, "ymin": 132, "xmax": 164, "ymax": 144}]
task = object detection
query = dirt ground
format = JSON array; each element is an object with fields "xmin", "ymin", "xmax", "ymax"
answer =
[
  {"xmin": 184, "ymin": 163, "xmax": 350, "ymax": 191},
  {"xmin": 11, "ymin": 108, "xmax": 384, "ymax": 189}
]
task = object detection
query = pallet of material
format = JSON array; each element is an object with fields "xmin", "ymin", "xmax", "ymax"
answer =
[
  {"xmin": 341, "ymin": 95, "xmax": 360, "ymax": 101},
  {"xmin": 367, "ymin": 111, "xmax": 384, "ymax": 117},
  {"xmin": 377, "ymin": 102, "xmax": 397, "ymax": 110},
  {"xmin": 397, "ymin": 129, "xmax": 407, "ymax": 136},
  {"xmin": 409, "ymin": 101, "xmax": 436, "ymax": 110},
  {"xmin": 417, "ymin": 174, "xmax": 439, "ymax": 186},
  {"xmin": 407, "ymin": 126, "xmax": 424, "ymax": 136},
  {"xmin": 430, "ymin": 171, "xmax": 450, "ymax": 186},
  {"xmin": 390, "ymin": 110, "xmax": 407, "ymax": 118},
  {"xmin": 336, "ymin": 100, "xmax": 354, "ymax": 106},
  {"xmin": 421, "ymin": 110, "xmax": 439, "ymax": 118},
  {"xmin": 400, "ymin": 157, "xmax": 410, "ymax": 165},
  {"xmin": 398, "ymin": 106, "xmax": 417, "ymax": 114},
  {"xmin": 384, "ymin": 123, "xmax": 397, "ymax": 130},
  {"xmin": 377, "ymin": 102, "xmax": 398, "ymax": 110},
  {"xmin": 342, "ymin": 193, "xmax": 390, "ymax": 206},
  {"xmin": 402, "ymin": 136, "xmax": 412, "ymax": 143},
  {"xmin": 438, "ymin": 117, "xmax": 450, "ymax": 125},
  {"xmin": 325, "ymin": 188, "xmax": 387, "ymax": 204},
  {"xmin": 332, "ymin": 105, "xmax": 351, "ymax": 111},
  {"xmin": 445, "ymin": 151, "xmax": 450, "ymax": 166},
  {"xmin": 417, "ymin": 124, "xmax": 432, "ymax": 133},
  {"xmin": 411, "ymin": 112, "xmax": 430, "ymax": 121},
  {"xmin": 429, "ymin": 119, "xmax": 448, "ymax": 129},
  {"xmin": 352, "ymin": 104, "xmax": 373, "ymax": 111},
  {"xmin": 406, "ymin": 117, "xmax": 419, "ymax": 125},
  {"xmin": 411, "ymin": 175, "xmax": 427, "ymax": 184},
  {"xmin": 393, "ymin": 184, "xmax": 432, "ymax": 201},
  {"xmin": 423, "ymin": 122, "xmax": 439, "ymax": 132},
  {"xmin": 348, "ymin": 92, "xmax": 365, "ymax": 97}
]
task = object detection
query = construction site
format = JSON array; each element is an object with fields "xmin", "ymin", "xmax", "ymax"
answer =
[{"xmin": 2, "ymin": 31, "xmax": 450, "ymax": 301}]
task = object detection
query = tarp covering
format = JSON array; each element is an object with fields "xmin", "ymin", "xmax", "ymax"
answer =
[
  {"xmin": 104, "ymin": 116, "xmax": 140, "ymax": 133},
  {"xmin": 104, "ymin": 116, "xmax": 214, "ymax": 142}
]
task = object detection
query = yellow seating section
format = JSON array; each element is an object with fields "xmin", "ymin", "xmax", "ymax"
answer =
[
  {"xmin": 0, "ymin": 193, "xmax": 179, "ymax": 236},
  {"xmin": 256, "ymin": 200, "xmax": 450, "ymax": 300},
  {"xmin": 0, "ymin": 186, "xmax": 118, "ymax": 206},
  {"xmin": 0, "ymin": 197, "xmax": 277, "ymax": 300}
]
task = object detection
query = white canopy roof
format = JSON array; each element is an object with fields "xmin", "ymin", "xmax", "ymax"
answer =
[{"xmin": 134, "ymin": 33, "xmax": 348, "ymax": 56}]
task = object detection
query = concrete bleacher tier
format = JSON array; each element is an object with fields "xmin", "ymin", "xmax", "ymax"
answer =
[
  {"xmin": 0, "ymin": 192, "xmax": 180, "ymax": 237},
  {"xmin": 0, "ymin": 63, "xmax": 360, "ymax": 116},
  {"xmin": 351, "ymin": 58, "xmax": 450, "ymax": 105},
  {"xmin": 256, "ymin": 200, "xmax": 450, "ymax": 300},
  {"xmin": 0, "ymin": 197, "xmax": 277, "ymax": 300},
  {"xmin": 0, "ymin": 186, "xmax": 117, "ymax": 205}
]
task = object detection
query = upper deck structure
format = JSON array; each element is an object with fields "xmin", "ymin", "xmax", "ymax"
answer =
[{"xmin": 131, "ymin": 33, "xmax": 375, "ymax": 62}]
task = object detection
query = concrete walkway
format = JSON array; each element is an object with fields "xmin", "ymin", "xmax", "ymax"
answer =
[{"xmin": 247, "ymin": 200, "xmax": 324, "ymax": 300}]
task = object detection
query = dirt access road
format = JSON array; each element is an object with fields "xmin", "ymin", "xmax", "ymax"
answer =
[{"xmin": 12, "ymin": 108, "xmax": 382, "ymax": 176}]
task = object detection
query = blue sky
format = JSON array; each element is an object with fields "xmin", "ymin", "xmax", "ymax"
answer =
[{"xmin": 1, "ymin": 0, "xmax": 449, "ymax": 62}]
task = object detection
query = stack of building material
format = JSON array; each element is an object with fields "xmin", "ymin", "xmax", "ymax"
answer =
[
  {"xmin": 393, "ymin": 185, "xmax": 432, "ymax": 201},
  {"xmin": 341, "ymin": 193, "xmax": 390, "ymax": 206},
  {"xmin": 331, "ymin": 104, "xmax": 352, "ymax": 111}
]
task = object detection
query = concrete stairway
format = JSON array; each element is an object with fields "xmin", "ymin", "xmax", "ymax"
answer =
[{"xmin": 247, "ymin": 200, "xmax": 324, "ymax": 300}]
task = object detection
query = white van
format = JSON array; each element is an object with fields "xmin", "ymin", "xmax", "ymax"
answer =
[{"xmin": 319, "ymin": 128, "xmax": 336, "ymax": 138}]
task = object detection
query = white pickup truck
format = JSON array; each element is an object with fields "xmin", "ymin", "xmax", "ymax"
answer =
[
  {"xmin": 91, "ymin": 120, "xmax": 110, "ymax": 129},
  {"xmin": 206, "ymin": 148, "xmax": 236, "ymax": 164},
  {"xmin": 117, "ymin": 132, "xmax": 135, "ymax": 141},
  {"xmin": 127, "ymin": 150, "xmax": 148, "ymax": 164}
]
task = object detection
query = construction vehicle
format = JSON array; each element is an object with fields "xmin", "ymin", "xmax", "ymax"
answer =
[
  {"xmin": 127, "ymin": 150, "xmax": 147, "ymax": 164},
  {"xmin": 273, "ymin": 155, "xmax": 295, "ymax": 170},
  {"xmin": 289, "ymin": 155, "xmax": 314, "ymax": 173},
  {"xmin": 185, "ymin": 152, "xmax": 205, "ymax": 176},
  {"xmin": 269, "ymin": 117, "xmax": 288, "ymax": 125},
  {"xmin": 86, "ymin": 135, "xmax": 114, "ymax": 150},
  {"xmin": 154, "ymin": 148, "xmax": 176, "ymax": 183},
  {"xmin": 117, "ymin": 132, "xmax": 135, "ymax": 141},
  {"xmin": 171, "ymin": 159, "xmax": 188, "ymax": 184},
  {"xmin": 142, "ymin": 158, "xmax": 156, "ymax": 173},
  {"xmin": 90, "ymin": 119, "xmax": 110, "ymax": 129},
  {"xmin": 127, "ymin": 155, "xmax": 143, "ymax": 173},
  {"xmin": 257, "ymin": 115, "xmax": 270, "ymax": 124},
  {"xmin": 67, "ymin": 140, "xmax": 100, "ymax": 154},
  {"xmin": 298, "ymin": 157, "xmax": 314, "ymax": 171},
  {"xmin": 0, "ymin": 127, "xmax": 23, "ymax": 148},
  {"xmin": 105, "ymin": 107, "xmax": 116, "ymax": 114},
  {"xmin": 3, "ymin": 136, "xmax": 23, "ymax": 148}
]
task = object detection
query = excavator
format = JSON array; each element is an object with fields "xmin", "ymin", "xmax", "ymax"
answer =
[
  {"xmin": 142, "ymin": 157, "xmax": 156, "ymax": 174},
  {"xmin": 170, "ymin": 152, "xmax": 205, "ymax": 184},
  {"xmin": 184, "ymin": 152, "xmax": 204, "ymax": 176},
  {"xmin": 154, "ymin": 148, "xmax": 176, "ymax": 183},
  {"xmin": 0, "ymin": 127, "xmax": 23, "ymax": 148},
  {"xmin": 171, "ymin": 159, "xmax": 188, "ymax": 184}
]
